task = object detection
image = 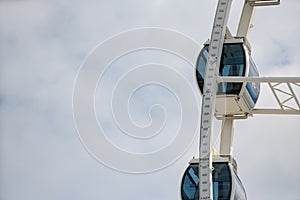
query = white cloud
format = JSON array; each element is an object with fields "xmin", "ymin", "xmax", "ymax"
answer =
[{"xmin": 0, "ymin": 0, "xmax": 299, "ymax": 200}]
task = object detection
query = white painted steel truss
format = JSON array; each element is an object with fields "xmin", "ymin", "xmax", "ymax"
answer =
[
  {"xmin": 196, "ymin": 0, "xmax": 285, "ymax": 199},
  {"xmin": 217, "ymin": 76, "xmax": 300, "ymax": 115}
]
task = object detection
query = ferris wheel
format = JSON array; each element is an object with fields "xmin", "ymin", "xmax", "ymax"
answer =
[{"xmin": 180, "ymin": 0, "xmax": 300, "ymax": 200}]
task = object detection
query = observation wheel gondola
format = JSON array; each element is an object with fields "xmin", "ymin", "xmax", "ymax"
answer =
[
  {"xmin": 181, "ymin": 157, "xmax": 247, "ymax": 200},
  {"xmin": 196, "ymin": 38, "xmax": 260, "ymax": 117}
]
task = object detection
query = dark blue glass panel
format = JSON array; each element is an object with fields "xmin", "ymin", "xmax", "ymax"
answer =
[
  {"xmin": 196, "ymin": 46, "xmax": 209, "ymax": 94},
  {"xmin": 181, "ymin": 165, "xmax": 199, "ymax": 200},
  {"xmin": 181, "ymin": 163, "xmax": 231, "ymax": 200},
  {"xmin": 196, "ymin": 43, "xmax": 246, "ymax": 95},
  {"xmin": 246, "ymin": 58, "xmax": 260, "ymax": 103},
  {"xmin": 219, "ymin": 44, "xmax": 245, "ymax": 94}
]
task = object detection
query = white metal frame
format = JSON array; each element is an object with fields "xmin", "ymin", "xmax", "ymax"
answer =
[
  {"xmin": 248, "ymin": 0, "xmax": 280, "ymax": 6},
  {"xmin": 220, "ymin": 119, "xmax": 234, "ymax": 155},
  {"xmin": 198, "ymin": 0, "xmax": 233, "ymax": 199},
  {"xmin": 267, "ymin": 82, "xmax": 300, "ymax": 112},
  {"xmin": 196, "ymin": 0, "xmax": 287, "ymax": 200},
  {"xmin": 217, "ymin": 76, "xmax": 300, "ymax": 115}
]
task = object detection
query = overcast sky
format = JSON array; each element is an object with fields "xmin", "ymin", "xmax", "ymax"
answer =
[{"xmin": 0, "ymin": 0, "xmax": 299, "ymax": 200}]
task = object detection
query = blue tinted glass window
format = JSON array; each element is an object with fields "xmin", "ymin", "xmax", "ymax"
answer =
[
  {"xmin": 181, "ymin": 163, "xmax": 231, "ymax": 200},
  {"xmin": 219, "ymin": 44, "xmax": 245, "ymax": 95},
  {"xmin": 213, "ymin": 182, "xmax": 219, "ymax": 200},
  {"xmin": 246, "ymin": 58, "xmax": 260, "ymax": 103},
  {"xmin": 181, "ymin": 165, "xmax": 198, "ymax": 200},
  {"xmin": 196, "ymin": 46, "xmax": 209, "ymax": 93},
  {"xmin": 212, "ymin": 163, "xmax": 231, "ymax": 199},
  {"xmin": 196, "ymin": 44, "xmax": 246, "ymax": 95},
  {"xmin": 198, "ymin": 56, "xmax": 206, "ymax": 77}
]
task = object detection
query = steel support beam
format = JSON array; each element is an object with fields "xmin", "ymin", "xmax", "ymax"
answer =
[{"xmin": 220, "ymin": 119, "xmax": 234, "ymax": 155}]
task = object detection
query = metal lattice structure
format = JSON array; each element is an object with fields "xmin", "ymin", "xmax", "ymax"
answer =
[
  {"xmin": 218, "ymin": 77, "xmax": 300, "ymax": 115},
  {"xmin": 268, "ymin": 82, "xmax": 300, "ymax": 112},
  {"xmin": 180, "ymin": 0, "xmax": 298, "ymax": 198},
  {"xmin": 195, "ymin": 0, "xmax": 299, "ymax": 199}
]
